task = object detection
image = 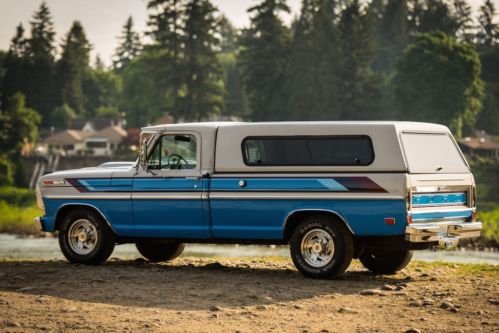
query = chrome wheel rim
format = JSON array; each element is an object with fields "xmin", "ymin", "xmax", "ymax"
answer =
[
  {"xmin": 68, "ymin": 219, "xmax": 98, "ymax": 255},
  {"xmin": 301, "ymin": 228, "xmax": 335, "ymax": 267}
]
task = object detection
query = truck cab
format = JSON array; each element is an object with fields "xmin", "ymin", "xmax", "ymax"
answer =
[{"xmin": 36, "ymin": 121, "xmax": 482, "ymax": 278}]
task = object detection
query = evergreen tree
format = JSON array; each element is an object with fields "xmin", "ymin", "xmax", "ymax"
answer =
[
  {"xmin": 147, "ymin": 0, "xmax": 184, "ymax": 50},
  {"xmin": 1, "ymin": 24, "xmax": 29, "ymax": 110},
  {"xmin": 452, "ymin": 0, "xmax": 473, "ymax": 42},
  {"xmin": 218, "ymin": 15, "xmax": 238, "ymax": 53},
  {"xmin": 219, "ymin": 53, "xmax": 249, "ymax": 118},
  {"xmin": 476, "ymin": 46, "xmax": 499, "ymax": 134},
  {"xmin": 94, "ymin": 54, "xmax": 105, "ymax": 70},
  {"xmin": 373, "ymin": 0, "xmax": 409, "ymax": 74},
  {"xmin": 394, "ymin": 32, "xmax": 484, "ymax": 137},
  {"xmin": 416, "ymin": 0, "xmax": 459, "ymax": 36},
  {"xmin": 476, "ymin": 0, "xmax": 499, "ymax": 49},
  {"xmin": 25, "ymin": 1, "xmax": 56, "ymax": 121},
  {"xmin": 26, "ymin": 1, "xmax": 55, "ymax": 60},
  {"xmin": 120, "ymin": 50, "xmax": 173, "ymax": 126},
  {"xmin": 112, "ymin": 16, "xmax": 142, "ymax": 73},
  {"xmin": 9, "ymin": 24, "xmax": 28, "ymax": 57},
  {"xmin": 285, "ymin": 0, "xmax": 339, "ymax": 120},
  {"xmin": 56, "ymin": 21, "xmax": 92, "ymax": 116},
  {"xmin": 178, "ymin": 0, "xmax": 225, "ymax": 121},
  {"xmin": 337, "ymin": 0, "xmax": 381, "ymax": 120},
  {"xmin": 147, "ymin": 0, "xmax": 186, "ymax": 115},
  {"xmin": 408, "ymin": 0, "xmax": 474, "ymax": 40},
  {"xmin": 476, "ymin": 0, "xmax": 499, "ymax": 134},
  {"xmin": 239, "ymin": 0, "xmax": 292, "ymax": 121}
]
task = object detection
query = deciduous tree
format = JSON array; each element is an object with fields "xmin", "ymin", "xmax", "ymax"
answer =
[{"xmin": 394, "ymin": 32, "xmax": 484, "ymax": 137}]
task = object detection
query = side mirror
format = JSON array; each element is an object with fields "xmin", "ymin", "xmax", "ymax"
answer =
[{"xmin": 140, "ymin": 138, "xmax": 148, "ymax": 169}]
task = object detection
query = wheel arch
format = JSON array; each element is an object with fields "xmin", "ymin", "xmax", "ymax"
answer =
[
  {"xmin": 283, "ymin": 209, "xmax": 354, "ymax": 241},
  {"xmin": 54, "ymin": 203, "xmax": 116, "ymax": 234}
]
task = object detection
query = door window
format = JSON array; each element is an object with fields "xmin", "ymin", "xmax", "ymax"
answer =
[{"xmin": 147, "ymin": 134, "xmax": 197, "ymax": 170}]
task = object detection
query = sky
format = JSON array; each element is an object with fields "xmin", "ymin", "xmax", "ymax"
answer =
[{"xmin": 0, "ymin": 0, "xmax": 494, "ymax": 66}]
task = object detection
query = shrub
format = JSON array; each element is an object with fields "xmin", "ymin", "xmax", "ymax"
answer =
[
  {"xmin": 0, "ymin": 186, "xmax": 36, "ymax": 206},
  {"xmin": 0, "ymin": 201, "xmax": 39, "ymax": 234}
]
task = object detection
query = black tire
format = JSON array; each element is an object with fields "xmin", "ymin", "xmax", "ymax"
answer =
[
  {"xmin": 136, "ymin": 241, "xmax": 185, "ymax": 262},
  {"xmin": 58, "ymin": 208, "xmax": 115, "ymax": 265},
  {"xmin": 290, "ymin": 216, "xmax": 354, "ymax": 279},
  {"xmin": 359, "ymin": 248, "xmax": 413, "ymax": 274}
]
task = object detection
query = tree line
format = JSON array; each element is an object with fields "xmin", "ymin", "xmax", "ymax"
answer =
[{"xmin": 0, "ymin": 0, "xmax": 498, "ymax": 185}]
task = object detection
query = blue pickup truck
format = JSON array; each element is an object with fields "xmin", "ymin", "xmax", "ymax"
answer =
[{"xmin": 36, "ymin": 122, "xmax": 482, "ymax": 278}]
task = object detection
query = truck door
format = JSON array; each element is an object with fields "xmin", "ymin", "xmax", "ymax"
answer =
[{"xmin": 132, "ymin": 133, "xmax": 208, "ymax": 238}]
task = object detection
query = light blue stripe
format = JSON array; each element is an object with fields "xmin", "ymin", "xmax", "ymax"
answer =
[{"xmin": 317, "ymin": 179, "xmax": 348, "ymax": 191}]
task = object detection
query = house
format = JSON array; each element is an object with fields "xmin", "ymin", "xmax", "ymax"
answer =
[
  {"xmin": 458, "ymin": 136, "xmax": 499, "ymax": 160},
  {"xmin": 83, "ymin": 126, "xmax": 128, "ymax": 156},
  {"xmin": 43, "ymin": 129, "xmax": 91, "ymax": 156},
  {"xmin": 40, "ymin": 117, "xmax": 128, "ymax": 157},
  {"xmin": 69, "ymin": 116, "xmax": 125, "ymax": 132}
]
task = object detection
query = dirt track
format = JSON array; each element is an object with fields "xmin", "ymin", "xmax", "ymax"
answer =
[{"xmin": 0, "ymin": 257, "xmax": 497, "ymax": 332}]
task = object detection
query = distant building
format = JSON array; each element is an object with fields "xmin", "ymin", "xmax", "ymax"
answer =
[
  {"xmin": 153, "ymin": 114, "xmax": 175, "ymax": 126},
  {"xmin": 458, "ymin": 134, "xmax": 499, "ymax": 160},
  {"xmin": 39, "ymin": 117, "xmax": 128, "ymax": 157}
]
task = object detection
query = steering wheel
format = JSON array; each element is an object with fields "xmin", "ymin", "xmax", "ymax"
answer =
[{"xmin": 167, "ymin": 153, "xmax": 188, "ymax": 169}]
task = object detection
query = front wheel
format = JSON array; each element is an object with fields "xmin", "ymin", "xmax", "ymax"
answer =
[
  {"xmin": 290, "ymin": 216, "xmax": 354, "ymax": 279},
  {"xmin": 136, "ymin": 241, "xmax": 185, "ymax": 262},
  {"xmin": 359, "ymin": 248, "xmax": 413, "ymax": 274},
  {"xmin": 59, "ymin": 208, "xmax": 116, "ymax": 265}
]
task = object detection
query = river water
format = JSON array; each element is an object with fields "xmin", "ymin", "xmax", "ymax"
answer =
[{"xmin": 0, "ymin": 234, "xmax": 497, "ymax": 265}]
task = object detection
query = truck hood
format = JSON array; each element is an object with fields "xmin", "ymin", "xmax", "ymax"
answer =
[{"xmin": 38, "ymin": 162, "xmax": 136, "ymax": 188}]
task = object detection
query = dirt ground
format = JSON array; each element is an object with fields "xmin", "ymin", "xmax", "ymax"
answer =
[{"xmin": 0, "ymin": 257, "xmax": 497, "ymax": 333}]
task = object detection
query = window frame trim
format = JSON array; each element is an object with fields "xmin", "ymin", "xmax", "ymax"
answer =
[{"xmin": 241, "ymin": 135, "xmax": 375, "ymax": 167}]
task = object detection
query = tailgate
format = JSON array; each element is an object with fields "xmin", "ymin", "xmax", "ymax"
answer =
[{"xmin": 408, "ymin": 173, "xmax": 475, "ymax": 224}]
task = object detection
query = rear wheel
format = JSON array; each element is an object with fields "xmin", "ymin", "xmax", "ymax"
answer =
[
  {"xmin": 59, "ymin": 208, "xmax": 115, "ymax": 265},
  {"xmin": 359, "ymin": 248, "xmax": 413, "ymax": 274},
  {"xmin": 136, "ymin": 241, "xmax": 185, "ymax": 262},
  {"xmin": 290, "ymin": 216, "xmax": 354, "ymax": 279}
]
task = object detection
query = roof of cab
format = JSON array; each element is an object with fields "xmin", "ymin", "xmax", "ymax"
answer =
[
  {"xmin": 141, "ymin": 121, "xmax": 242, "ymax": 132},
  {"xmin": 142, "ymin": 121, "xmax": 449, "ymax": 133}
]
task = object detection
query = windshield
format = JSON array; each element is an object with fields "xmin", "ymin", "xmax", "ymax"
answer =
[{"xmin": 401, "ymin": 132, "xmax": 469, "ymax": 174}]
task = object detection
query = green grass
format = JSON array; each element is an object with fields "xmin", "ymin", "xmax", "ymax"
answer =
[
  {"xmin": 0, "ymin": 201, "xmax": 40, "ymax": 234},
  {"xmin": 477, "ymin": 206, "xmax": 499, "ymax": 243},
  {"xmin": 411, "ymin": 260, "xmax": 498, "ymax": 275}
]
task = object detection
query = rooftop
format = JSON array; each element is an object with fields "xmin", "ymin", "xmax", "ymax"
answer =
[{"xmin": 458, "ymin": 137, "xmax": 499, "ymax": 151}]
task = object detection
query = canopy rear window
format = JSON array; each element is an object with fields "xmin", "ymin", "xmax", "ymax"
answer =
[
  {"xmin": 242, "ymin": 136, "xmax": 374, "ymax": 166},
  {"xmin": 401, "ymin": 132, "xmax": 468, "ymax": 174}
]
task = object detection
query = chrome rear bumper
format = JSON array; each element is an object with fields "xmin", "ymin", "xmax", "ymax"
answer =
[{"xmin": 405, "ymin": 221, "xmax": 482, "ymax": 249}]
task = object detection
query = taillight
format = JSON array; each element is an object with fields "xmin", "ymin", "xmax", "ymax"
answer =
[
  {"xmin": 407, "ymin": 215, "xmax": 412, "ymax": 225},
  {"xmin": 384, "ymin": 217, "xmax": 396, "ymax": 225},
  {"xmin": 472, "ymin": 211, "xmax": 476, "ymax": 222}
]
